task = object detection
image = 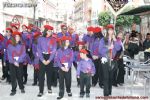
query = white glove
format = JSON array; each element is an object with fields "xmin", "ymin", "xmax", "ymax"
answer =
[
  {"xmin": 14, "ymin": 56, "xmax": 19, "ymax": 61},
  {"xmin": 28, "ymin": 49, "xmax": 30, "ymax": 52},
  {"xmin": 101, "ymin": 57, "xmax": 108, "ymax": 64}
]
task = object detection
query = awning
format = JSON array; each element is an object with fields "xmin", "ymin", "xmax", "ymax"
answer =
[{"xmin": 119, "ymin": 5, "xmax": 150, "ymax": 15}]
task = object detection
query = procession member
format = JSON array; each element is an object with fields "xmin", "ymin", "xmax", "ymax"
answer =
[
  {"xmin": 51, "ymin": 34, "xmax": 59, "ymax": 87},
  {"xmin": 56, "ymin": 36, "xmax": 73, "ymax": 99},
  {"xmin": 32, "ymin": 32, "xmax": 41, "ymax": 86},
  {"xmin": 99, "ymin": 24, "xmax": 122, "ymax": 96},
  {"xmin": 22, "ymin": 24, "xmax": 28, "ymax": 32},
  {"xmin": 52, "ymin": 51, "xmax": 59, "ymax": 87},
  {"xmin": 0, "ymin": 33, "xmax": 5, "ymax": 81},
  {"xmin": 7, "ymin": 31, "xmax": 26, "ymax": 96},
  {"xmin": 68, "ymin": 26, "xmax": 79, "ymax": 50},
  {"xmin": 91, "ymin": 27, "xmax": 104, "ymax": 88},
  {"xmin": 2, "ymin": 28, "xmax": 13, "ymax": 83},
  {"xmin": 57, "ymin": 24, "xmax": 70, "ymax": 38},
  {"xmin": 10, "ymin": 23, "xmax": 19, "ymax": 32},
  {"xmin": 82, "ymin": 26, "xmax": 94, "ymax": 50},
  {"xmin": 37, "ymin": 25, "xmax": 57, "ymax": 97},
  {"xmin": 77, "ymin": 49, "xmax": 95, "ymax": 98},
  {"xmin": 73, "ymin": 41, "xmax": 85, "ymax": 86},
  {"xmin": 21, "ymin": 24, "xmax": 33, "ymax": 84}
]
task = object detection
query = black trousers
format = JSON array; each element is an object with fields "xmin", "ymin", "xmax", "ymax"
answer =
[
  {"xmin": 59, "ymin": 68, "xmax": 71, "ymax": 97},
  {"xmin": 39, "ymin": 54, "xmax": 53, "ymax": 93},
  {"xmin": 51, "ymin": 67, "xmax": 59, "ymax": 86},
  {"xmin": 0, "ymin": 54, "xmax": 4, "ymax": 78},
  {"xmin": 33, "ymin": 68, "xmax": 39, "ymax": 84},
  {"xmin": 9, "ymin": 63, "xmax": 24, "ymax": 92},
  {"xmin": 23, "ymin": 64, "xmax": 28, "ymax": 83},
  {"xmin": 112, "ymin": 61, "xmax": 118, "ymax": 86},
  {"xmin": 0, "ymin": 54, "xmax": 8, "ymax": 79},
  {"xmin": 2, "ymin": 60, "xmax": 10, "ymax": 81},
  {"xmin": 116, "ymin": 58, "xmax": 125, "ymax": 84},
  {"xmin": 102, "ymin": 62, "xmax": 112, "ymax": 96},
  {"xmin": 92, "ymin": 58, "xmax": 103, "ymax": 86},
  {"xmin": 73, "ymin": 61, "xmax": 80, "ymax": 85},
  {"xmin": 80, "ymin": 72, "xmax": 91, "ymax": 95}
]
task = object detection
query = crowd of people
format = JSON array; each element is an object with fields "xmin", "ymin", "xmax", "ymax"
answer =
[{"xmin": 0, "ymin": 23, "xmax": 150, "ymax": 99}]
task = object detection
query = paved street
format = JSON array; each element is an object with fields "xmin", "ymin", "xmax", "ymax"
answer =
[{"xmin": 0, "ymin": 61, "xmax": 150, "ymax": 100}]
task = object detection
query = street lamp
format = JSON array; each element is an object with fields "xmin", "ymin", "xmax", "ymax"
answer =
[{"xmin": 30, "ymin": 0, "xmax": 37, "ymax": 25}]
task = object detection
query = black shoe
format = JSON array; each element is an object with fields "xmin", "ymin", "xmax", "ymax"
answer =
[
  {"xmin": 113, "ymin": 84, "xmax": 118, "ymax": 87},
  {"xmin": 86, "ymin": 93, "xmax": 90, "ymax": 98},
  {"xmin": 37, "ymin": 93, "xmax": 43, "ymax": 97},
  {"xmin": 53, "ymin": 85, "xmax": 57, "ymax": 87},
  {"xmin": 6, "ymin": 80, "xmax": 11, "ymax": 84},
  {"xmin": 99, "ymin": 85, "xmax": 104, "ymax": 89},
  {"xmin": 57, "ymin": 96, "xmax": 63, "ymax": 99},
  {"xmin": 48, "ymin": 89, "xmax": 52, "ymax": 94},
  {"xmin": 68, "ymin": 92, "xmax": 72, "ymax": 97},
  {"xmin": 1, "ymin": 77, "xmax": 5, "ymax": 80},
  {"xmin": 119, "ymin": 83, "xmax": 123, "ymax": 86},
  {"xmin": 23, "ymin": 81, "xmax": 27, "ymax": 84},
  {"xmin": 10, "ymin": 92, "xmax": 16, "ymax": 96},
  {"xmin": 32, "ymin": 83, "xmax": 37, "ymax": 86},
  {"xmin": 80, "ymin": 94, "xmax": 84, "ymax": 98},
  {"xmin": 109, "ymin": 92, "xmax": 111, "ymax": 95},
  {"xmin": 21, "ymin": 89, "xmax": 25, "ymax": 93},
  {"xmin": 92, "ymin": 84, "xmax": 96, "ymax": 87}
]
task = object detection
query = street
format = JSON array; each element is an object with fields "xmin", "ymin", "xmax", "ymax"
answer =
[{"xmin": 0, "ymin": 61, "xmax": 149, "ymax": 100}]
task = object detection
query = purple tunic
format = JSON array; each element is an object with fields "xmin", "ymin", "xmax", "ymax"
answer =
[
  {"xmin": 7, "ymin": 43, "xmax": 26, "ymax": 64},
  {"xmin": 73, "ymin": 51, "xmax": 81, "ymax": 62},
  {"xmin": 82, "ymin": 34, "xmax": 94, "ymax": 51},
  {"xmin": 98, "ymin": 38, "xmax": 122, "ymax": 59},
  {"xmin": 22, "ymin": 31, "xmax": 33, "ymax": 49},
  {"xmin": 37, "ymin": 36, "xmax": 57, "ymax": 62},
  {"xmin": 0, "ymin": 39, "xmax": 4, "ymax": 55},
  {"xmin": 3, "ymin": 36, "xmax": 12, "ymax": 61},
  {"xmin": 77, "ymin": 58, "xmax": 95, "ymax": 76},
  {"xmin": 32, "ymin": 43, "xmax": 39, "ymax": 68},
  {"xmin": 56, "ymin": 48, "xmax": 73, "ymax": 69},
  {"xmin": 70, "ymin": 33, "xmax": 79, "ymax": 47},
  {"xmin": 91, "ymin": 38, "xmax": 101, "ymax": 56},
  {"xmin": 57, "ymin": 32, "xmax": 70, "ymax": 38}
]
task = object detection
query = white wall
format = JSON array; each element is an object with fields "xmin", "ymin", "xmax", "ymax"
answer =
[{"xmin": 91, "ymin": 0, "xmax": 105, "ymax": 26}]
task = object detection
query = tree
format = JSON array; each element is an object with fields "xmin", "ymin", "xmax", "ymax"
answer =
[
  {"xmin": 116, "ymin": 15, "xmax": 141, "ymax": 26},
  {"xmin": 115, "ymin": 5, "xmax": 141, "ymax": 31},
  {"xmin": 133, "ymin": 15, "xmax": 141, "ymax": 25},
  {"xmin": 116, "ymin": 15, "xmax": 134, "ymax": 27},
  {"xmin": 98, "ymin": 11, "xmax": 111, "ymax": 27}
]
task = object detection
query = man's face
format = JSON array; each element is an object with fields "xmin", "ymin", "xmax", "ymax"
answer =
[
  {"xmin": 61, "ymin": 27, "xmax": 67, "ymax": 33},
  {"xmin": 88, "ymin": 31, "xmax": 93, "ymax": 35},
  {"xmin": 22, "ymin": 26, "xmax": 27, "ymax": 31},
  {"xmin": 80, "ymin": 53, "xmax": 85, "ymax": 59},
  {"xmin": 12, "ymin": 27, "xmax": 18, "ymax": 32},
  {"xmin": 117, "ymin": 33, "xmax": 123, "ymax": 39},
  {"xmin": 78, "ymin": 45, "xmax": 83, "ymax": 50},
  {"xmin": 108, "ymin": 28, "xmax": 114, "ymax": 36},
  {"xmin": 147, "ymin": 35, "xmax": 150, "ymax": 40},
  {"xmin": 47, "ymin": 30, "xmax": 53, "ymax": 36},
  {"xmin": 15, "ymin": 35, "xmax": 21, "ymax": 42},
  {"xmin": 6, "ymin": 30, "xmax": 11, "ymax": 36}
]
